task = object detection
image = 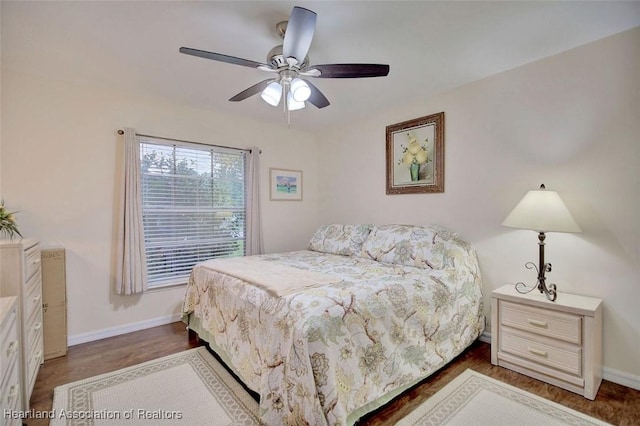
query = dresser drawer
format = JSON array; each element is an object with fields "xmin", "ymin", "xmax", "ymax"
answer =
[
  {"xmin": 500, "ymin": 300, "xmax": 581, "ymax": 345},
  {"xmin": 24, "ymin": 273, "xmax": 43, "ymax": 325},
  {"xmin": 1, "ymin": 303, "xmax": 19, "ymax": 383},
  {"xmin": 25, "ymin": 311, "xmax": 43, "ymax": 357},
  {"xmin": 1, "ymin": 304, "xmax": 19, "ymax": 356},
  {"xmin": 500, "ymin": 328, "xmax": 582, "ymax": 376},
  {"xmin": 25, "ymin": 244, "xmax": 41, "ymax": 282},
  {"xmin": 1, "ymin": 301, "xmax": 18, "ymax": 343},
  {"xmin": 26, "ymin": 342, "xmax": 43, "ymax": 396},
  {"xmin": 1, "ymin": 361, "xmax": 21, "ymax": 416},
  {"xmin": 1, "ymin": 327, "xmax": 19, "ymax": 384}
]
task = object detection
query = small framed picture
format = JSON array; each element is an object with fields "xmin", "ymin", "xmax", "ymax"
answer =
[
  {"xmin": 386, "ymin": 112, "xmax": 445, "ymax": 194},
  {"xmin": 270, "ymin": 168, "xmax": 303, "ymax": 201}
]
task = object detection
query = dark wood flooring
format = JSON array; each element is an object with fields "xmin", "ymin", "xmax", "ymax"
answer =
[{"xmin": 26, "ymin": 322, "xmax": 639, "ymax": 425}]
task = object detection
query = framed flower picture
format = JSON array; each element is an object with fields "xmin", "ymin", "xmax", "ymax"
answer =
[
  {"xmin": 270, "ymin": 168, "xmax": 303, "ymax": 201},
  {"xmin": 386, "ymin": 112, "xmax": 444, "ymax": 194}
]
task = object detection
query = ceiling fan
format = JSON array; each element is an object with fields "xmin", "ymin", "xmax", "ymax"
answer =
[{"xmin": 179, "ymin": 6, "xmax": 390, "ymax": 115}]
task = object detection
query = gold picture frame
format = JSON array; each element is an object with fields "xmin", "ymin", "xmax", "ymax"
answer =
[{"xmin": 386, "ymin": 112, "xmax": 445, "ymax": 194}]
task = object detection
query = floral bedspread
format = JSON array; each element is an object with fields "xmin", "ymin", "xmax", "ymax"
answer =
[{"xmin": 182, "ymin": 247, "xmax": 484, "ymax": 425}]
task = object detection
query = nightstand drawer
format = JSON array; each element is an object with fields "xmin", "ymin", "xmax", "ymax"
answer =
[
  {"xmin": 500, "ymin": 328, "xmax": 581, "ymax": 376},
  {"xmin": 500, "ymin": 300, "xmax": 581, "ymax": 344}
]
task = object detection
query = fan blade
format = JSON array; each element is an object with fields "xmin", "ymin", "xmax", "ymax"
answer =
[
  {"xmin": 282, "ymin": 7, "xmax": 317, "ymax": 66},
  {"xmin": 304, "ymin": 80, "xmax": 330, "ymax": 109},
  {"xmin": 179, "ymin": 47, "xmax": 268, "ymax": 69},
  {"xmin": 308, "ymin": 64, "xmax": 390, "ymax": 78},
  {"xmin": 229, "ymin": 79, "xmax": 275, "ymax": 102}
]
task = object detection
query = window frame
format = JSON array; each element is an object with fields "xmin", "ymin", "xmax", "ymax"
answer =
[{"xmin": 138, "ymin": 136, "xmax": 248, "ymax": 289}]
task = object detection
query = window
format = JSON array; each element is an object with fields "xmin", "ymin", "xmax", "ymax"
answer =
[{"xmin": 139, "ymin": 137, "xmax": 246, "ymax": 288}]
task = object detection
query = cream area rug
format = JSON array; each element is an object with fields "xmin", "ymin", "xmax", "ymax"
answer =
[
  {"xmin": 51, "ymin": 353, "xmax": 610, "ymax": 426},
  {"xmin": 51, "ymin": 347, "xmax": 260, "ymax": 425},
  {"xmin": 396, "ymin": 369, "xmax": 611, "ymax": 426}
]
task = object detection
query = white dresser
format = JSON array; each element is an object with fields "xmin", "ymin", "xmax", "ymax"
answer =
[
  {"xmin": 491, "ymin": 284, "xmax": 603, "ymax": 400},
  {"xmin": 0, "ymin": 239, "xmax": 44, "ymax": 410},
  {"xmin": 1, "ymin": 296, "xmax": 22, "ymax": 424}
]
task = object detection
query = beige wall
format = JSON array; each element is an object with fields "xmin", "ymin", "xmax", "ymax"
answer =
[
  {"xmin": 2, "ymin": 17, "xmax": 638, "ymax": 386},
  {"xmin": 0, "ymin": 3, "xmax": 3, "ymax": 194},
  {"xmin": 317, "ymin": 28, "xmax": 640, "ymax": 382},
  {"xmin": 0, "ymin": 71, "xmax": 320, "ymax": 342}
]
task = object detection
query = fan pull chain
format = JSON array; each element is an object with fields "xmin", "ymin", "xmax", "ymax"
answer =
[{"xmin": 282, "ymin": 80, "xmax": 291, "ymax": 126}]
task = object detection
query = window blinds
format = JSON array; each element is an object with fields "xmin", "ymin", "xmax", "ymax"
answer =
[{"xmin": 139, "ymin": 138, "xmax": 246, "ymax": 287}]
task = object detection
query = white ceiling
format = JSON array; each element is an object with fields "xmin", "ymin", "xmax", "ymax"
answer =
[{"xmin": 2, "ymin": 1, "xmax": 640, "ymax": 132}]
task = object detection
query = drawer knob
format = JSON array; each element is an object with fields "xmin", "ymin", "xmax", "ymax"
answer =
[
  {"xmin": 7, "ymin": 340, "xmax": 18, "ymax": 354},
  {"xmin": 34, "ymin": 322, "xmax": 43, "ymax": 331},
  {"xmin": 528, "ymin": 347, "xmax": 548, "ymax": 357},
  {"xmin": 8, "ymin": 384, "xmax": 20, "ymax": 400},
  {"xmin": 527, "ymin": 318, "xmax": 548, "ymax": 328}
]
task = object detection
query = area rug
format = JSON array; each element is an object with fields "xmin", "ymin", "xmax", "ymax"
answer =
[
  {"xmin": 396, "ymin": 369, "xmax": 610, "ymax": 426},
  {"xmin": 51, "ymin": 347, "xmax": 260, "ymax": 425}
]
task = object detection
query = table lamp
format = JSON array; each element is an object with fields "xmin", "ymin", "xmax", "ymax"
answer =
[{"xmin": 502, "ymin": 184, "xmax": 581, "ymax": 301}]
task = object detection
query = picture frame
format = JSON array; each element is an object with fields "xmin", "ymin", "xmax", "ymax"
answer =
[
  {"xmin": 270, "ymin": 168, "xmax": 303, "ymax": 201},
  {"xmin": 386, "ymin": 112, "xmax": 445, "ymax": 194}
]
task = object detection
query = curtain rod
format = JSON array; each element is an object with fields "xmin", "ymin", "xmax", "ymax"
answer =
[{"xmin": 116, "ymin": 130, "xmax": 261, "ymax": 154}]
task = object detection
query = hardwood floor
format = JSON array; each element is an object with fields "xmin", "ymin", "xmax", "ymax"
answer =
[
  {"xmin": 26, "ymin": 322, "xmax": 639, "ymax": 425},
  {"xmin": 26, "ymin": 322, "xmax": 201, "ymax": 426}
]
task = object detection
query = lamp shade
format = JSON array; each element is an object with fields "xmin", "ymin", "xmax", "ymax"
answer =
[
  {"xmin": 261, "ymin": 82, "xmax": 282, "ymax": 106},
  {"xmin": 502, "ymin": 185, "xmax": 581, "ymax": 233},
  {"xmin": 290, "ymin": 78, "xmax": 311, "ymax": 102},
  {"xmin": 286, "ymin": 92, "xmax": 305, "ymax": 111}
]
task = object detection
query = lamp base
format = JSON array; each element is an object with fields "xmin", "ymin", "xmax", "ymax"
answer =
[
  {"xmin": 513, "ymin": 231, "xmax": 558, "ymax": 302},
  {"xmin": 515, "ymin": 261, "xmax": 557, "ymax": 301}
]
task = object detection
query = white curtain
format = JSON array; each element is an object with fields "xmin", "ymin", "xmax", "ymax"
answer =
[
  {"xmin": 245, "ymin": 147, "xmax": 264, "ymax": 255},
  {"xmin": 115, "ymin": 128, "xmax": 148, "ymax": 294}
]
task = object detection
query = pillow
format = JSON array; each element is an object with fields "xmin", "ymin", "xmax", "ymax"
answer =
[
  {"xmin": 360, "ymin": 224, "xmax": 445, "ymax": 269},
  {"xmin": 308, "ymin": 224, "xmax": 372, "ymax": 256}
]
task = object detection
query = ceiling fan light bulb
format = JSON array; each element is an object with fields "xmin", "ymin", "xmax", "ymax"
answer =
[
  {"xmin": 287, "ymin": 92, "xmax": 305, "ymax": 110},
  {"xmin": 261, "ymin": 82, "xmax": 282, "ymax": 106},
  {"xmin": 291, "ymin": 78, "xmax": 311, "ymax": 102}
]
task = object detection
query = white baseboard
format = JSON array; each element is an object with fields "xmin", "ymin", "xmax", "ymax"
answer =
[
  {"xmin": 479, "ymin": 330, "xmax": 640, "ymax": 391},
  {"xmin": 602, "ymin": 366, "xmax": 640, "ymax": 391},
  {"xmin": 67, "ymin": 313, "xmax": 182, "ymax": 347}
]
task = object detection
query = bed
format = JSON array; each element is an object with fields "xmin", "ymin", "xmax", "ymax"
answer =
[{"xmin": 181, "ymin": 224, "xmax": 485, "ymax": 425}]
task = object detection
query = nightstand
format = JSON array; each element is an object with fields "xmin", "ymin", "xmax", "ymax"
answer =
[{"xmin": 491, "ymin": 284, "xmax": 603, "ymax": 400}]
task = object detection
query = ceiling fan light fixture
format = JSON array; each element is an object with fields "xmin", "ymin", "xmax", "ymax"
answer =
[
  {"xmin": 261, "ymin": 81, "xmax": 282, "ymax": 106},
  {"xmin": 290, "ymin": 78, "xmax": 311, "ymax": 102},
  {"xmin": 287, "ymin": 92, "xmax": 305, "ymax": 111},
  {"xmin": 180, "ymin": 6, "xmax": 389, "ymax": 119}
]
